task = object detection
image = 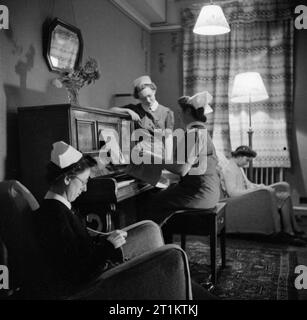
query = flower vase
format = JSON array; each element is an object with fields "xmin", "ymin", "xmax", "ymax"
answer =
[{"xmin": 66, "ymin": 86, "xmax": 80, "ymax": 106}]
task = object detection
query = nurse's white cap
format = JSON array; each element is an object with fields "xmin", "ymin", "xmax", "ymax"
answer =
[
  {"xmin": 133, "ymin": 75, "xmax": 152, "ymax": 89},
  {"xmin": 50, "ymin": 141, "xmax": 83, "ymax": 169},
  {"xmin": 187, "ymin": 91, "xmax": 213, "ymax": 115}
]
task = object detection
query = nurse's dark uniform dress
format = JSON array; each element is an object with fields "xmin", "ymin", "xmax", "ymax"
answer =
[
  {"xmin": 148, "ymin": 121, "xmax": 220, "ymax": 224},
  {"xmin": 33, "ymin": 198, "xmax": 123, "ymax": 296},
  {"xmin": 121, "ymin": 103, "xmax": 175, "ymax": 185},
  {"xmin": 121, "ymin": 103, "xmax": 174, "ymax": 132}
]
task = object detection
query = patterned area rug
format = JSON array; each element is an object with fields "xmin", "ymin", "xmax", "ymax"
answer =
[{"xmin": 179, "ymin": 238, "xmax": 298, "ymax": 300}]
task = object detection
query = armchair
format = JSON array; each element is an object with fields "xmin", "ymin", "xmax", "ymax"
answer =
[
  {"xmin": 220, "ymin": 188, "xmax": 281, "ymax": 235},
  {"xmin": 216, "ymin": 152, "xmax": 282, "ymax": 235},
  {"xmin": 0, "ymin": 180, "xmax": 192, "ymax": 300}
]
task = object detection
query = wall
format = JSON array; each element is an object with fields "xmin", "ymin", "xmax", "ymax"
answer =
[
  {"xmin": 282, "ymin": 0, "xmax": 307, "ymax": 202},
  {"xmin": 0, "ymin": 0, "xmax": 150, "ymax": 180},
  {"xmin": 0, "ymin": 28, "xmax": 5, "ymax": 181},
  {"xmin": 287, "ymin": 26, "xmax": 307, "ymax": 202}
]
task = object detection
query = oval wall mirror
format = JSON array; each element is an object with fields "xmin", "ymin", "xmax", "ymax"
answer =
[{"xmin": 44, "ymin": 18, "xmax": 83, "ymax": 73}]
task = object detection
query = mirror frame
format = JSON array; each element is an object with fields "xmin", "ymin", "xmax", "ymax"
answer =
[{"xmin": 44, "ymin": 18, "xmax": 83, "ymax": 73}]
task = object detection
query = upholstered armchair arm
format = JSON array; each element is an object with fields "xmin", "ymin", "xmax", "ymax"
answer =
[
  {"xmin": 269, "ymin": 181, "xmax": 290, "ymax": 194},
  {"xmin": 122, "ymin": 220, "xmax": 164, "ymax": 260},
  {"xmin": 68, "ymin": 244, "xmax": 192, "ymax": 300},
  {"xmin": 87, "ymin": 220, "xmax": 164, "ymax": 259},
  {"xmin": 220, "ymin": 188, "xmax": 281, "ymax": 234},
  {"xmin": 88, "ymin": 220, "xmax": 164, "ymax": 260}
]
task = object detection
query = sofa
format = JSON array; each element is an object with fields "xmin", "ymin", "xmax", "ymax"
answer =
[{"xmin": 0, "ymin": 180, "xmax": 192, "ymax": 300}]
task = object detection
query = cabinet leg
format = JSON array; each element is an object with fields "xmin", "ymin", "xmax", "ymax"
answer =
[
  {"xmin": 220, "ymin": 226, "xmax": 226, "ymax": 268},
  {"xmin": 210, "ymin": 217, "xmax": 217, "ymax": 284}
]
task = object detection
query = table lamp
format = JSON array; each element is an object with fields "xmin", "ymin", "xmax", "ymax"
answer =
[{"xmin": 231, "ymin": 72, "xmax": 269, "ymax": 179}]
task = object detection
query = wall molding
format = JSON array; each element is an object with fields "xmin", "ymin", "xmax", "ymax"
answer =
[
  {"xmin": 110, "ymin": 0, "xmax": 151, "ymax": 30},
  {"xmin": 110, "ymin": 0, "xmax": 181, "ymax": 33},
  {"xmin": 151, "ymin": 24, "xmax": 182, "ymax": 33}
]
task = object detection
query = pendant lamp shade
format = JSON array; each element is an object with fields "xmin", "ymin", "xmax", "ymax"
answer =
[{"xmin": 193, "ymin": 5, "xmax": 230, "ymax": 35}]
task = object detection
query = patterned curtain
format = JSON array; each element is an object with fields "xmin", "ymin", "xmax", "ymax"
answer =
[{"xmin": 181, "ymin": 0, "xmax": 294, "ymax": 167}]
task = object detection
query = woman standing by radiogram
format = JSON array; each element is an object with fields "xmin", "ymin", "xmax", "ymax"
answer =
[
  {"xmin": 112, "ymin": 75, "xmax": 175, "ymax": 186},
  {"xmin": 112, "ymin": 75, "xmax": 174, "ymax": 133}
]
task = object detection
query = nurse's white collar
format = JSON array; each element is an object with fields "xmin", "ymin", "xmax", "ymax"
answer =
[
  {"xmin": 142, "ymin": 100, "xmax": 159, "ymax": 112},
  {"xmin": 45, "ymin": 191, "xmax": 72, "ymax": 210},
  {"xmin": 150, "ymin": 101, "xmax": 159, "ymax": 111}
]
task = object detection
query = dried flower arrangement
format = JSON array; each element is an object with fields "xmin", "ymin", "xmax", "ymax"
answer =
[{"xmin": 52, "ymin": 57, "xmax": 101, "ymax": 104}]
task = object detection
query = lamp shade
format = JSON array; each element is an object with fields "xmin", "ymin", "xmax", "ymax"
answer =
[
  {"xmin": 193, "ymin": 5, "xmax": 230, "ymax": 35},
  {"xmin": 231, "ymin": 72, "xmax": 269, "ymax": 103}
]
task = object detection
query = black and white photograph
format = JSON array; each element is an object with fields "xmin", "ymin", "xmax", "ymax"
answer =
[{"xmin": 1, "ymin": 0, "xmax": 307, "ymax": 307}]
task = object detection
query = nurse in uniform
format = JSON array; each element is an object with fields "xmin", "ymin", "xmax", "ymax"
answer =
[
  {"xmin": 112, "ymin": 76, "xmax": 175, "ymax": 186},
  {"xmin": 112, "ymin": 75, "xmax": 174, "ymax": 133},
  {"xmin": 147, "ymin": 91, "xmax": 220, "ymax": 224}
]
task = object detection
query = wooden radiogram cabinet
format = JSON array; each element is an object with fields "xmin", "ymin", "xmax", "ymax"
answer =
[{"xmin": 18, "ymin": 104, "xmax": 132, "ymax": 201}]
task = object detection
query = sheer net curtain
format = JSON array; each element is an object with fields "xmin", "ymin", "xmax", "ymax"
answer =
[{"xmin": 181, "ymin": 0, "xmax": 294, "ymax": 167}]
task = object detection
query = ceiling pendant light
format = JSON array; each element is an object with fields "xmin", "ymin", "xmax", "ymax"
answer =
[{"xmin": 193, "ymin": 2, "xmax": 230, "ymax": 35}]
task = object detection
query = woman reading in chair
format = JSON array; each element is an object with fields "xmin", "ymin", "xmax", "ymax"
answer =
[
  {"xmin": 33, "ymin": 141, "xmax": 128, "ymax": 294},
  {"xmin": 147, "ymin": 91, "xmax": 220, "ymax": 224},
  {"xmin": 221, "ymin": 145, "xmax": 306, "ymax": 245}
]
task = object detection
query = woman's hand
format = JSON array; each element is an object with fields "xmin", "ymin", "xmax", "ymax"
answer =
[
  {"xmin": 127, "ymin": 109, "xmax": 141, "ymax": 121},
  {"xmin": 107, "ymin": 230, "xmax": 128, "ymax": 249}
]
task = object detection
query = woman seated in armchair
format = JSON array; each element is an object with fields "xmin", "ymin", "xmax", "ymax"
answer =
[
  {"xmin": 220, "ymin": 145, "xmax": 306, "ymax": 245},
  {"xmin": 33, "ymin": 141, "xmax": 129, "ymax": 295},
  {"xmin": 32, "ymin": 140, "xmax": 216, "ymax": 299}
]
